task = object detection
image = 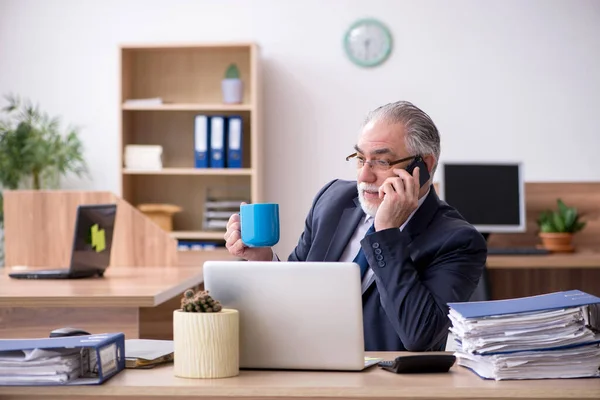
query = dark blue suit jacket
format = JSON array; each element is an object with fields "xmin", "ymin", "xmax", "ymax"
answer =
[{"xmin": 287, "ymin": 179, "xmax": 487, "ymax": 351}]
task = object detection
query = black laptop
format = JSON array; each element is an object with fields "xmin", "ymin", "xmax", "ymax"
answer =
[{"xmin": 9, "ymin": 204, "xmax": 117, "ymax": 279}]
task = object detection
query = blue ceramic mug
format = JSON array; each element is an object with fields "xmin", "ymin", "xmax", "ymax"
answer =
[{"xmin": 240, "ymin": 203, "xmax": 280, "ymax": 247}]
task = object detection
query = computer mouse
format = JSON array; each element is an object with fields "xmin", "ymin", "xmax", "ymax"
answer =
[{"xmin": 49, "ymin": 327, "xmax": 91, "ymax": 338}]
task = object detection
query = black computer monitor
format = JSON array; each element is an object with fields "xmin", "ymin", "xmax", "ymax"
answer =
[{"xmin": 440, "ymin": 162, "xmax": 525, "ymax": 233}]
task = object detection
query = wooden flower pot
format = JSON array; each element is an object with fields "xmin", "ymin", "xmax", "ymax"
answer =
[
  {"xmin": 539, "ymin": 232, "xmax": 575, "ymax": 253},
  {"xmin": 173, "ymin": 309, "xmax": 239, "ymax": 378},
  {"xmin": 137, "ymin": 203, "xmax": 182, "ymax": 232}
]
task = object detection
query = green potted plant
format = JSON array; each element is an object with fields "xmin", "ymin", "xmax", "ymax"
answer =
[
  {"xmin": 173, "ymin": 288, "xmax": 239, "ymax": 379},
  {"xmin": 537, "ymin": 199, "xmax": 586, "ymax": 252},
  {"xmin": 0, "ymin": 94, "xmax": 88, "ymax": 265},
  {"xmin": 221, "ymin": 63, "xmax": 243, "ymax": 104},
  {"xmin": 0, "ymin": 94, "xmax": 88, "ymax": 192}
]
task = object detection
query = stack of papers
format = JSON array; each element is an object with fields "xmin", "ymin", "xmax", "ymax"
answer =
[
  {"xmin": 123, "ymin": 97, "xmax": 163, "ymax": 106},
  {"xmin": 125, "ymin": 339, "xmax": 173, "ymax": 369},
  {"xmin": 0, "ymin": 347, "xmax": 84, "ymax": 385},
  {"xmin": 124, "ymin": 145, "xmax": 163, "ymax": 171},
  {"xmin": 448, "ymin": 290, "xmax": 600, "ymax": 380},
  {"xmin": 203, "ymin": 199, "xmax": 249, "ymax": 231}
]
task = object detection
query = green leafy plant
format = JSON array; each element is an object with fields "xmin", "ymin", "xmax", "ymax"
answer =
[
  {"xmin": 0, "ymin": 94, "xmax": 88, "ymax": 192},
  {"xmin": 537, "ymin": 199, "xmax": 586, "ymax": 233},
  {"xmin": 224, "ymin": 64, "xmax": 240, "ymax": 80},
  {"xmin": 180, "ymin": 288, "xmax": 222, "ymax": 312}
]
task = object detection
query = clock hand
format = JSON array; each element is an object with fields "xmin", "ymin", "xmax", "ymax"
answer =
[{"xmin": 364, "ymin": 38, "xmax": 371, "ymax": 59}]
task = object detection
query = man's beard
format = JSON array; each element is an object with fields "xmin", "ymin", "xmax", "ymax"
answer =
[{"xmin": 357, "ymin": 182, "xmax": 380, "ymax": 217}]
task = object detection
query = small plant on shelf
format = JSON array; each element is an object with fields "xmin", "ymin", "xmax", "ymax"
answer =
[
  {"xmin": 221, "ymin": 63, "xmax": 243, "ymax": 104},
  {"xmin": 537, "ymin": 198, "xmax": 585, "ymax": 252},
  {"xmin": 180, "ymin": 288, "xmax": 222, "ymax": 313},
  {"xmin": 224, "ymin": 64, "xmax": 240, "ymax": 80}
]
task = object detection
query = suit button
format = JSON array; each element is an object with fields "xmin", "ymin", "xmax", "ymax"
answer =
[
  {"xmin": 372, "ymin": 243, "xmax": 380, "ymax": 249},
  {"xmin": 376, "ymin": 254, "xmax": 383, "ymax": 261},
  {"xmin": 378, "ymin": 261, "xmax": 385, "ymax": 268},
  {"xmin": 374, "ymin": 248, "xmax": 382, "ymax": 255}
]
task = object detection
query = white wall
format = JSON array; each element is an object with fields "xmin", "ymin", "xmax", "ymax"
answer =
[{"xmin": 1, "ymin": 0, "xmax": 599, "ymax": 257}]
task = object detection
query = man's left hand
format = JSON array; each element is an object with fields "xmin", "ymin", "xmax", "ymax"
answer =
[{"xmin": 374, "ymin": 167, "xmax": 420, "ymax": 231}]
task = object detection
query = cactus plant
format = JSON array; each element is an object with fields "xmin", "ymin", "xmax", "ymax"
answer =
[
  {"xmin": 180, "ymin": 288, "xmax": 222, "ymax": 313},
  {"xmin": 224, "ymin": 64, "xmax": 240, "ymax": 80}
]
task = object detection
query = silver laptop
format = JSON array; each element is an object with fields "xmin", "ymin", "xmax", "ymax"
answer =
[{"xmin": 203, "ymin": 261, "xmax": 381, "ymax": 371}]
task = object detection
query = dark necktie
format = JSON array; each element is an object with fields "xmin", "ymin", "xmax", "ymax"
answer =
[{"xmin": 353, "ymin": 223, "xmax": 376, "ymax": 279}]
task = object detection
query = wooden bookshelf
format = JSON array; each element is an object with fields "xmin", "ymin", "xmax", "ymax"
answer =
[
  {"xmin": 122, "ymin": 103, "xmax": 252, "ymax": 112},
  {"xmin": 170, "ymin": 231, "xmax": 226, "ymax": 240},
  {"xmin": 119, "ymin": 43, "xmax": 262, "ymax": 245},
  {"xmin": 122, "ymin": 168, "xmax": 253, "ymax": 176}
]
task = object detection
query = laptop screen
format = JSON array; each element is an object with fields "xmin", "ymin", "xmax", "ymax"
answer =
[{"xmin": 70, "ymin": 204, "xmax": 117, "ymax": 272}]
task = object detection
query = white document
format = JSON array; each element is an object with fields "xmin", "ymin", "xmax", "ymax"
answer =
[{"xmin": 125, "ymin": 339, "xmax": 173, "ymax": 361}]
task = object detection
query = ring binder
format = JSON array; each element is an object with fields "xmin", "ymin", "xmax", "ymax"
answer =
[{"xmin": 0, "ymin": 333, "xmax": 125, "ymax": 385}]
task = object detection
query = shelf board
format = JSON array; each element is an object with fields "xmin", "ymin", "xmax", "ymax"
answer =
[
  {"xmin": 170, "ymin": 231, "xmax": 225, "ymax": 240},
  {"xmin": 122, "ymin": 103, "xmax": 252, "ymax": 111},
  {"xmin": 122, "ymin": 168, "xmax": 253, "ymax": 176},
  {"xmin": 120, "ymin": 42, "xmax": 256, "ymax": 50}
]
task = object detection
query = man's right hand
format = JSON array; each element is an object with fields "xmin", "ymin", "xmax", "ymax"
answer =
[{"xmin": 224, "ymin": 210, "xmax": 273, "ymax": 261}]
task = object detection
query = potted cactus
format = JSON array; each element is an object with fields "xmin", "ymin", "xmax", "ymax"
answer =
[
  {"xmin": 173, "ymin": 288, "xmax": 239, "ymax": 379},
  {"xmin": 221, "ymin": 63, "xmax": 243, "ymax": 104},
  {"xmin": 537, "ymin": 199, "xmax": 586, "ymax": 253}
]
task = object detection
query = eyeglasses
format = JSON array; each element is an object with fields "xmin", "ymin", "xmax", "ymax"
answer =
[{"xmin": 345, "ymin": 153, "xmax": 418, "ymax": 171}]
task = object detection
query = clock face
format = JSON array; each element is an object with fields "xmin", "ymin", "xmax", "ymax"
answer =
[{"xmin": 344, "ymin": 18, "xmax": 392, "ymax": 67}]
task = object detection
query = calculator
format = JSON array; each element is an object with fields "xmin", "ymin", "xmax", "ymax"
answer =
[{"xmin": 378, "ymin": 354, "xmax": 456, "ymax": 374}]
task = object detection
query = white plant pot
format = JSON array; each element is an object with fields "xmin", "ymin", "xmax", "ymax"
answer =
[
  {"xmin": 221, "ymin": 79, "xmax": 243, "ymax": 104},
  {"xmin": 173, "ymin": 309, "xmax": 239, "ymax": 379}
]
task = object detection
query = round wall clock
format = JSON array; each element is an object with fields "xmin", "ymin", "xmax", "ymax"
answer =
[{"xmin": 344, "ymin": 18, "xmax": 393, "ymax": 68}]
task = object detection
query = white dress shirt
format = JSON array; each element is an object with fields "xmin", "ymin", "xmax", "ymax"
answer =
[
  {"xmin": 273, "ymin": 189, "xmax": 430, "ymax": 281},
  {"xmin": 339, "ymin": 189, "xmax": 430, "ymax": 292}
]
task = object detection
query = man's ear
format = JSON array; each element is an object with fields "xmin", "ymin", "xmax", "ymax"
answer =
[{"xmin": 423, "ymin": 155, "xmax": 436, "ymax": 173}]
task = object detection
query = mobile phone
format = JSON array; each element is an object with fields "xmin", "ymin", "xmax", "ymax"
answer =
[{"xmin": 405, "ymin": 155, "xmax": 430, "ymax": 188}]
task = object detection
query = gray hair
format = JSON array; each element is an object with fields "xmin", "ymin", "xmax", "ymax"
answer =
[{"xmin": 362, "ymin": 101, "xmax": 441, "ymax": 175}]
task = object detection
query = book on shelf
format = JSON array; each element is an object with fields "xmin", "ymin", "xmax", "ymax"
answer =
[
  {"xmin": 447, "ymin": 290, "xmax": 600, "ymax": 381},
  {"xmin": 194, "ymin": 115, "xmax": 244, "ymax": 169},
  {"xmin": 227, "ymin": 115, "xmax": 243, "ymax": 168},
  {"xmin": 177, "ymin": 241, "xmax": 224, "ymax": 251}
]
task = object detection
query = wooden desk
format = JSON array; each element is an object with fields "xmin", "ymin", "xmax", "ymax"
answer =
[
  {"xmin": 0, "ymin": 352, "xmax": 598, "ymax": 400},
  {"xmin": 486, "ymin": 252, "xmax": 600, "ymax": 269},
  {"xmin": 481, "ymin": 182, "xmax": 600, "ymax": 300},
  {"xmin": 485, "ymin": 252, "xmax": 600, "ymax": 300},
  {"xmin": 0, "ymin": 266, "xmax": 204, "ymax": 340}
]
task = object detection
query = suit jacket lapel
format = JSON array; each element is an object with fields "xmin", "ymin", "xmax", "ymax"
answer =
[
  {"xmin": 362, "ymin": 187, "xmax": 441, "ymax": 295},
  {"xmin": 323, "ymin": 198, "xmax": 364, "ymax": 262},
  {"xmin": 402, "ymin": 187, "xmax": 440, "ymax": 240}
]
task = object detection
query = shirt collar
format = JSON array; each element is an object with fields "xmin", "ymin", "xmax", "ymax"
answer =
[{"xmin": 365, "ymin": 188, "xmax": 430, "ymax": 231}]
